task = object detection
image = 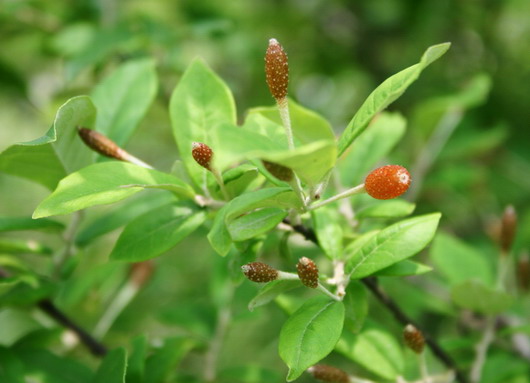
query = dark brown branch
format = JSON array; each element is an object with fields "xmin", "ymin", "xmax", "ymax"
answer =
[
  {"xmin": 285, "ymin": 220, "xmax": 469, "ymax": 383},
  {"xmin": 37, "ymin": 299, "xmax": 108, "ymax": 357},
  {"xmin": 0, "ymin": 268, "xmax": 107, "ymax": 357}
]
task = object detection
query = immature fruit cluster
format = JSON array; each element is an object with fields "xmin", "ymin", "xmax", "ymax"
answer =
[
  {"xmin": 262, "ymin": 160, "xmax": 294, "ymax": 182},
  {"xmin": 241, "ymin": 262, "xmax": 279, "ymax": 283},
  {"xmin": 364, "ymin": 165, "xmax": 411, "ymax": 200},
  {"xmin": 191, "ymin": 142, "xmax": 213, "ymax": 170},
  {"xmin": 297, "ymin": 257, "xmax": 319, "ymax": 288},
  {"xmin": 403, "ymin": 324, "xmax": 425, "ymax": 354},
  {"xmin": 308, "ymin": 365, "xmax": 350, "ymax": 383},
  {"xmin": 265, "ymin": 38, "xmax": 289, "ymax": 102},
  {"xmin": 78, "ymin": 127, "xmax": 126, "ymax": 161}
]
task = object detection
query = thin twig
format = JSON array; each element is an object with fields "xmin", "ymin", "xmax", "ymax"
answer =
[
  {"xmin": 284, "ymin": 222, "xmax": 469, "ymax": 383},
  {"xmin": 38, "ymin": 299, "xmax": 108, "ymax": 357},
  {"xmin": 53, "ymin": 210, "xmax": 83, "ymax": 279},
  {"xmin": 308, "ymin": 183, "xmax": 366, "ymax": 211},
  {"xmin": 469, "ymin": 316, "xmax": 495, "ymax": 383},
  {"xmin": 204, "ymin": 287, "xmax": 233, "ymax": 382}
]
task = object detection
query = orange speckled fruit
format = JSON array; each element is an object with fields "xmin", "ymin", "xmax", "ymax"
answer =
[{"xmin": 365, "ymin": 165, "xmax": 411, "ymax": 200}]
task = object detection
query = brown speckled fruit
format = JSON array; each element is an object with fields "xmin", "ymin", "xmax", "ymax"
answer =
[
  {"xmin": 265, "ymin": 38, "xmax": 289, "ymax": 101},
  {"xmin": 191, "ymin": 142, "xmax": 213, "ymax": 170},
  {"xmin": 364, "ymin": 165, "xmax": 411, "ymax": 200},
  {"xmin": 241, "ymin": 262, "xmax": 279, "ymax": 283},
  {"xmin": 78, "ymin": 127, "xmax": 125, "ymax": 160},
  {"xmin": 297, "ymin": 257, "xmax": 319, "ymax": 288},
  {"xmin": 403, "ymin": 324, "xmax": 425, "ymax": 354},
  {"xmin": 308, "ymin": 365, "xmax": 350, "ymax": 383}
]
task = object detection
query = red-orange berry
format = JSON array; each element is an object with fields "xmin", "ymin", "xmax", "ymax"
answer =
[
  {"xmin": 403, "ymin": 324, "xmax": 425, "ymax": 354},
  {"xmin": 297, "ymin": 257, "xmax": 319, "ymax": 288},
  {"xmin": 308, "ymin": 365, "xmax": 350, "ymax": 383},
  {"xmin": 241, "ymin": 262, "xmax": 279, "ymax": 283},
  {"xmin": 364, "ymin": 165, "xmax": 411, "ymax": 200},
  {"xmin": 265, "ymin": 38, "xmax": 289, "ymax": 101},
  {"xmin": 191, "ymin": 142, "xmax": 213, "ymax": 170}
]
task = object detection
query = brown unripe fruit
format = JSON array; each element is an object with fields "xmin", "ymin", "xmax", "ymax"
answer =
[
  {"xmin": 403, "ymin": 324, "xmax": 425, "ymax": 354},
  {"xmin": 78, "ymin": 127, "xmax": 126, "ymax": 161},
  {"xmin": 297, "ymin": 257, "xmax": 319, "ymax": 289},
  {"xmin": 265, "ymin": 38, "xmax": 289, "ymax": 101},
  {"xmin": 191, "ymin": 142, "xmax": 213, "ymax": 170},
  {"xmin": 500, "ymin": 205, "xmax": 517, "ymax": 254},
  {"xmin": 241, "ymin": 262, "xmax": 279, "ymax": 283},
  {"xmin": 308, "ymin": 364, "xmax": 350, "ymax": 383}
]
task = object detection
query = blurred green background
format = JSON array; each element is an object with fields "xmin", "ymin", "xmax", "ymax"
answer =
[{"xmin": 1, "ymin": 0, "xmax": 529, "ymax": 381}]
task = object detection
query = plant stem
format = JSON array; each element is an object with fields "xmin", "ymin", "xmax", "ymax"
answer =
[
  {"xmin": 469, "ymin": 316, "xmax": 495, "ymax": 383},
  {"xmin": 317, "ymin": 283, "xmax": 342, "ymax": 301},
  {"xmin": 93, "ymin": 281, "xmax": 138, "ymax": 339},
  {"xmin": 407, "ymin": 107, "xmax": 463, "ymax": 201},
  {"xmin": 277, "ymin": 98, "xmax": 307, "ymax": 208},
  {"xmin": 204, "ymin": 293, "xmax": 233, "ymax": 382},
  {"xmin": 419, "ymin": 352, "xmax": 432, "ymax": 383},
  {"xmin": 38, "ymin": 299, "xmax": 108, "ymax": 356},
  {"xmin": 308, "ymin": 184, "xmax": 366, "ymax": 211},
  {"xmin": 284, "ymin": 222, "xmax": 469, "ymax": 383},
  {"xmin": 53, "ymin": 211, "xmax": 82, "ymax": 279},
  {"xmin": 122, "ymin": 152, "xmax": 154, "ymax": 169},
  {"xmin": 212, "ymin": 168, "xmax": 230, "ymax": 200}
]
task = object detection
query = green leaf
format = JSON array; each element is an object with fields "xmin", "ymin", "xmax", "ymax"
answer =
[
  {"xmin": 169, "ymin": 59, "xmax": 236, "ymax": 188},
  {"xmin": 336, "ymin": 324, "xmax": 404, "ymax": 380},
  {"xmin": 75, "ymin": 192, "xmax": 176, "ymax": 246},
  {"xmin": 208, "ymin": 187, "xmax": 300, "ymax": 256},
  {"xmin": 0, "ymin": 96, "xmax": 96, "ymax": 189},
  {"xmin": 451, "ymin": 280, "xmax": 514, "ymax": 315},
  {"xmin": 311, "ymin": 207, "xmax": 343, "ymax": 259},
  {"xmin": 279, "ymin": 296, "xmax": 345, "ymax": 381},
  {"xmin": 144, "ymin": 337, "xmax": 195, "ymax": 383},
  {"xmin": 0, "ymin": 238, "xmax": 52, "ymax": 255},
  {"xmin": 430, "ymin": 232, "xmax": 494, "ymax": 287},
  {"xmin": 207, "ymin": 203, "xmax": 233, "ymax": 257},
  {"xmin": 110, "ymin": 202, "xmax": 206, "ymax": 262},
  {"xmin": 0, "ymin": 216, "xmax": 65, "ymax": 233},
  {"xmin": 337, "ymin": 43, "xmax": 451, "ymax": 156},
  {"xmin": 356, "ymin": 199, "xmax": 416, "ymax": 219},
  {"xmin": 227, "ymin": 207, "xmax": 287, "ymax": 242},
  {"xmin": 374, "ymin": 260, "xmax": 433, "ymax": 277},
  {"xmin": 92, "ymin": 59, "xmax": 158, "ymax": 146},
  {"xmin": 346, "ymin": 213, "xmax": 441, "ymax": 278},
  {"xmin": 92, "ymin": 348, "xmax": 127, "ymax": 383},
  {"xmin": 248, "ymin": 280, "xmax": 300, "ymax": 312},
  {"xmin": 343, "ymin": 281, "xmax": 368, "ymax": 333},
  {"xmin": 210, "ymin": 121, "xmax": 335, "ymax": 187},
  {"xmin": 0, "ymin": 346, "xmax": 25, "ymax": 383},
  {"xmin": 339, "ymin": 112, "xmax": 406, "ymax": 186},
  {"xmin": 33, "ymin": 162, "xmax": 194, "ymax": 218},
  {"xmin": 0, "ymin": 279, "xmax": 57, "ymax": 306}
]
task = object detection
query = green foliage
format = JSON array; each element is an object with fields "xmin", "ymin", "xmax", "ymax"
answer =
[
  {"xmin": 0, "ymin": 6, "xmax": 528, "ymax": 382},
  {"xmin": 279, "ymin": 296, "xmax": 345, "ymax": 381}
]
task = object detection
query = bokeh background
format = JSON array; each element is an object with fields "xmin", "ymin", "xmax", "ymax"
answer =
[{"xmin": 1, "ymin": 0, "xmax": 529, "ymax": 382}]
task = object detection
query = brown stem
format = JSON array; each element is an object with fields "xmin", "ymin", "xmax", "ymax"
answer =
[
  {"xmin": 37, "ymin": 299, "xmax": 108, "ymax": 357},
  {"xmin": 283, "ymin": 220, "xmax": 469, "ymax": 383}
]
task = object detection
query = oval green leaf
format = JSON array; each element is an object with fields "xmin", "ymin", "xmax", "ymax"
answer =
[
  {"xmin": 92, "ymin": 347, "xmax": 127, "ymax": 383},
  {"xmin": 338, "ymin": 43, "xmax": 450, "ymax": 156},
  {"xmin": 110, "ymin": 203, "xmax": 206, "ymax": 262},
  {"xmin": 279, "ymin": 296, "xmax": 345, "ymax": 381},
  {"xmin": 33, "ymin": 162, "xmax": 194, "ymax": 218},
  {"xmin": 336, "ymin": 324, "xmax": 404, "ymax": 380},
  {"xmin": 346, "ymin": 213, "xmax": 441, "ymax": 278},
  {"xmin": 92, "ymin": 59, "xmax": 158, "ymax": 146},
  {"xmin": 227, "ymin": 207, "xmax": 287, "ymax": 242}
]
